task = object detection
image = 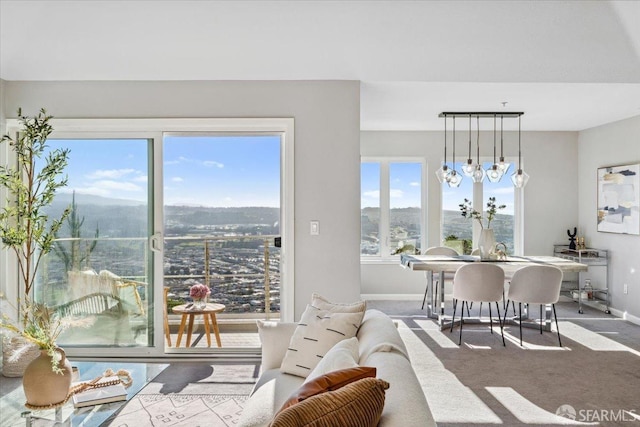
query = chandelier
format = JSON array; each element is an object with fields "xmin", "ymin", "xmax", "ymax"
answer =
[{"xmin": 435, "ymin": 111, "xmax": 526, "ymax": 188}]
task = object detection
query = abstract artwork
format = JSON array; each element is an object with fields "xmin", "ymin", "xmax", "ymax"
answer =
[{"xmin": 597, "ymin": 164, "xmax": 640, "ymax": 235}]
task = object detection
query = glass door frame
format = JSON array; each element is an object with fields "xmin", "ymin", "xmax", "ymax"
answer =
[{"xmin": 2, "ymin": 118, "xmax": 295, "ymax": 360}]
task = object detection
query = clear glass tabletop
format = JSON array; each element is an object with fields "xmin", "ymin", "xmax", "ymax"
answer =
[{"xmin": 0, "ymin": 361, "xmax": 167, "ymax": 426}]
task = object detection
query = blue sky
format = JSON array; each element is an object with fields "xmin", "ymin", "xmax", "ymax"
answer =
[{"xmin": 48, "ymin": 135, "xmax": 281, "ymax": 207}]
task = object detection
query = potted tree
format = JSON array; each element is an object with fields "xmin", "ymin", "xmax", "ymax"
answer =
[{"xmin": 0, "ymin": 108, "xmax": 71, "ymax": 379}]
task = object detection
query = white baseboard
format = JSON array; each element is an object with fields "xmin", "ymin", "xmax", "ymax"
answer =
[
  {"xmin": 360, "ymin": 294, "xmax": 423, "ymax": 301},
  {"xmin": 623, "ymin": 311, "xmax": 640, "ymax": 326}
]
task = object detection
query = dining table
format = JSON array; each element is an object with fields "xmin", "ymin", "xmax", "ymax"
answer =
[{"xmin": 400, "ymin": 253, "xmax": 589, "ymax": 331}]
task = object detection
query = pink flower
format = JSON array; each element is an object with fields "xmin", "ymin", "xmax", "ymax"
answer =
[{"xmin": 189, "ymin": 283, "xmax": 211, "ymax": 299}]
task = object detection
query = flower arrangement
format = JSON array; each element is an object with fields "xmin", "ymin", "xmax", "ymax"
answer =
[
  {"xmin": 459, "ymin": 197, "xmax": 506, "ymax": 229},
  {"xmin": 0, "ymin": 295, "xmax": 92, "ymax": 374},
  {"xmin": 189, "ymin": 283, "xmax": 211, "ymax": 301}
]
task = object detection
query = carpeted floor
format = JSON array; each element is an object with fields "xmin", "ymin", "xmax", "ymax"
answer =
[
  {"xmin": 105, "ymin": 364, "xmax": 258, "ymax": 426},
  {"xmin": 368, "ymin": 300, "xmax": 640, "ymax": 427}
]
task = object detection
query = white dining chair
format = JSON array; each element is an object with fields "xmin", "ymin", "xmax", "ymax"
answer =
[
  {"xmin": 451, "ymin": 263, "xmax": 506, "ymax": 346},
  {"xmin": 421, "ymin": 246, "xmax": 459, "ymax": 310},
  {"xmin": 503, "ymin": 265, "xmax": 564, "ymax": 347}
]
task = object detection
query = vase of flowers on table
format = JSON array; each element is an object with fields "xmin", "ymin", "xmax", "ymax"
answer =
[
  {"xmin": 190, "ymin": 283, "xmax": 211, "ymax": 310},
  {"xmin": 459, "ymin": 197, "xmax": 506, "ymax": 260}
]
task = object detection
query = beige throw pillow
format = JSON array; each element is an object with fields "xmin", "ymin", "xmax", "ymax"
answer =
[{"xmin": 280, "ymin": 305, "xmax": 363, "ymax": 378}]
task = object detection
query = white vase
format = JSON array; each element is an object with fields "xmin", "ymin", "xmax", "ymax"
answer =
[{"xmin": 478, "ymin": 229, "xmax": 496, "ymax": 260}]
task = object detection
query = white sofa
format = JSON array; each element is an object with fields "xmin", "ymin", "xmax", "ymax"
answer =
[{"xmin": 239, "ymin": 309, "xmax": 436, "ymax": 427}]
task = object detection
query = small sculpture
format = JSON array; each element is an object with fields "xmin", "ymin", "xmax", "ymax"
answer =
[
  {"xmin": 494, "ymin": 242, "xmax": 508, "ymax": 261},
  {"xmin": 567, "ymin": 227, "xmax": 577, "ymax": 250}
]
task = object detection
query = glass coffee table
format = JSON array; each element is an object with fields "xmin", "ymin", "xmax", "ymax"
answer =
[{"xmin": 1, "ymin": 361, "xmax": 167, "ymax": 426}]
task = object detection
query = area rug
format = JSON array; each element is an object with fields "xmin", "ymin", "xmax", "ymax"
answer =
[
  {"xmin": 106, "ymin": 394, "xmax": 250, "ymax": 427},
  {"xmin": 105, "ymin": 363, "xmax": 258, "ymax": 426}
]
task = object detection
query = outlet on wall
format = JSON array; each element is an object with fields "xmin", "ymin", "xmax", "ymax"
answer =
[{"xmin": 624, "ymin": 284, "xmax": 628, "ymax": 294}]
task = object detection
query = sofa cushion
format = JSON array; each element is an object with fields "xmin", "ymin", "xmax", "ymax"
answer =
[
  {"xmin": 257, "ymin": 320, "xmax": 299, "ymax": 371},
  {"xmin": 304, "ymin": 337, "xmax": 359, "ymax": 383},
  {"xmin": 278, "ymin": 366, "xmax": 377, "ymax": 413},
  {"xmin": 311, "ymin": 293, "xmax": 367, "ymax": 314},
  {"xmin": 280, "ymin": 305, "xmax": 364, "ymax": 378},
  {"xmin": 357, "ymin": 309, "xmax": 410, "ymax": 364},
  {"xmin": 269, "ymin": 377, "xmax": 389, "ymax": 427}
]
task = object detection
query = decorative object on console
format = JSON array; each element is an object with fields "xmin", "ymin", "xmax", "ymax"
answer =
[
  {"xmin": 567, "ymin": 227, "xmax": 577, "ymax": 250},
  {"xmin": 597, "ymin": 163, "xmax": 639, "ymax": 235}
]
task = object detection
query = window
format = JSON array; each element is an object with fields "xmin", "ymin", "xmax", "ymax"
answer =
[
  {"xmin": 442, "ymin": 161, "xmax": 516, "ymax": 254},
  {"xmin": 361, "ymin": 158, "xmax": 425, "ymax": 259}
]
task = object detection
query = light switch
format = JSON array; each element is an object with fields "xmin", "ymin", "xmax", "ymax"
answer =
[{"xmin": 310, "ymin": 220, "xmax": 320, "ymax": 235}]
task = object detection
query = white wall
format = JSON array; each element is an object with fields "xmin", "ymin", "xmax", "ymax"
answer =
[
  {"xmin": 578, "ymin": 115, "xmax": 640, "ymax": 321},
  {"xmin": 3, "ymin": 80, "xmax": 362, "ymax": 319},
  {"xmin": 360, "ymin": 130, "xmax": 579, "ymax": 297}
]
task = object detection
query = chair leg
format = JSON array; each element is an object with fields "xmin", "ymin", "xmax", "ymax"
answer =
[
  {"xmin": 502, "ymin": 299, "xmax": 509, "ymax": 326},
  {"xmin": 518, "ymin": 302, "xmax": 523, "ymax": 347},
  {"xmin": 421, "ymin": 280, "xmax": 429, "ymax": 310},
  {"xmin": 495, "ymin": 302, "xmax": 505, "ymax": 346},
  {"xmin": 467, "ymin": 301, "xmax": 471, "ymax": 317},
  {"xmin": 459, "ymin": 300, "xmax": 465, "ymax": 345},
  {"xmin": 540, "ymin": 304, "xmax": 543, "ymax": 334},
  {"xmin": 451, "ymin": 298, "xmax": 458, "ymax": 333},
  {"xmin": 553, "ymin": 304, "xmax": 562, "ymax": 347},
  {"xmin": 488, "ymin": 302, "xmax": 493, "ymax": 334},
  {"xmin": 479, "ymin": 302, "xmax": 483, "ymax": 318},
  {"xmin": 512, "ymin": 301, "xmax": 516, "ymax": 316}
]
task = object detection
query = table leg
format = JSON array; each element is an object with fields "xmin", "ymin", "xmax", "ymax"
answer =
[
  {"xmin": 210, "ymin": 313, "xmax": 222, "ymax": 347},
  {"xmin": 203, "ymin": 313, "xmax": 212, "ymax": 347},
  {"xmin": 186, "ymin": 314, "xmax": 195, "ymax": 347},
  {"xmin": 176, "ymin": 314, "xmax": 188, "ymax": 347}
]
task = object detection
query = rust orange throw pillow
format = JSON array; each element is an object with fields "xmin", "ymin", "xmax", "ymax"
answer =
[{"xmin": 278, "ymin": 366, "xmax": 377, "ymax": 413}]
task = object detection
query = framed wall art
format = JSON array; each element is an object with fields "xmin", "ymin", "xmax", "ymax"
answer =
[{"xmin": 597, "ymin": 163, "xmax": 639, "ymax": 235}]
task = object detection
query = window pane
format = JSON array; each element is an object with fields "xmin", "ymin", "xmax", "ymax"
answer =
[
  {"xmin": 441, "ymin": 172, "xmax": 473, "ymax": 254},
  {"xmin": 361, "ymin": 163, "xmax": 380, "ymax": 255},
  {"xmin": 483, "ymin": 162, "xmax": 515, "ymax": 254},
  {"xmin": 389, "ymin": 162, "xmax": 422, "ymax": 256},
  {"xmin": 39, "ymin": 138, "xmax": 152, "ymax": 348},
  {"xmin": 163, "ymin": 135, "xmax": 281, "ymax": 327}
]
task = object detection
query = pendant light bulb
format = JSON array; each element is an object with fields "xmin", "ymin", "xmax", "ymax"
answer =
[
  {"xmin": 497, "ymin": 115, "xmax": 511, "ymax": 175},
  {"xmin": 435, "ymin": 114, "xmax": 451, "ymax": 183},
  {"xmin": 487, "ymin": 164, "xmax": 503, "ymax": 183},
  {"xmin": 448, "ymin": 116, "xmax": 463, "ymax": 187},
  {"xmin": 511, "ymin": 115, "xmax": 528, "ymax": 188},
  {"xmin": 462, "ymin": 115, "xmax": 475, "ymax": 177}
]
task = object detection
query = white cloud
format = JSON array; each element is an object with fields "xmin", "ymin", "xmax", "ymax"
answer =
[
  {"xmin": 363, "ymin": 190, "xmax": 380, "ymax": 199},
  {"xmin": 90, "ymin": 180, "xmax": 142, "ymax": 192},
  {"xmin": 172, "ymin": 177, "xmax": 184, "ymax": 183},
  {"xmin": 390, "ymin": 189, "xmax": 404, "ymax": 198},
  {"xmin": 203, "ymin": 160, "xmax": 224, "ymax": 168},
  {"xmin": 86, "ymin": 169, "xmax": 136, "ymax": 180},
  {"xmin": 133, "ymin": 175, "xmax": 148, "ymax": 183},
  {"xmin": 409, "ymin": 181, "xmax": 420, "ymax": 187}
]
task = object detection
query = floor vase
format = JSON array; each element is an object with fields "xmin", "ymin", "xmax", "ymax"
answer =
[
  {"xmin": 23, "ymin": 348, "xmax": 72, "ymax": 408},
  {"xmin": 478, "ymin": 229, "xmax": 496, "ymax": 260}
]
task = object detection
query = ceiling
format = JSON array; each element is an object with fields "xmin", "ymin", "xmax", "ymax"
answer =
[{"xmin": 2, "ymin": 0, "xmax": 640, "ymax": 131}]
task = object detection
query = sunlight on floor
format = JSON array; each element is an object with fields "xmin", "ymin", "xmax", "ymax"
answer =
[
  {"xmin": 397, "ymin": 321, "xmax": 503, "ymax": 424},
  {"xmin": 485, "ymin": 387, "xmax": 598, "ymax": 425},
  {"xmin": 558, "ymin": 322, "xmax": 640, "ymax": 356}
]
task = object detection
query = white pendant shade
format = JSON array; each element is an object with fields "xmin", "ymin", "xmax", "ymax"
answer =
[
  {"xmin": 435, "ymin": 164, "xmax": 450, "ymax": 183},
  {"xmin": 511, "ymin": 169, "xmax": 529, "ymax": 188},
  {"xmin": 448, "ymin": 170, "xmax": 463, "ymax": 187},
  {"xmin": 486, "ymin": 164, "xmax": 503, "ymax": 183}
]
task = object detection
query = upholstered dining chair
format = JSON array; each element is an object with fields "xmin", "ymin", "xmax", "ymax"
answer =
[
  {"xmin": 421, "ymin": 246, "xmax": 459, "ymax": 310},
  {"xmin": 451, "ymin": 263, "xmax": 506, "ymax": 346},
  {"xmin": 503, "ymin": 265, "xmax": 564, "ymax": 347}
]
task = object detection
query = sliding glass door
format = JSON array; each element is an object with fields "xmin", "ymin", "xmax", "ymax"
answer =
[{"xmin": 39, "ymin": 138, "xmax": 153, "ymax": 348}]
